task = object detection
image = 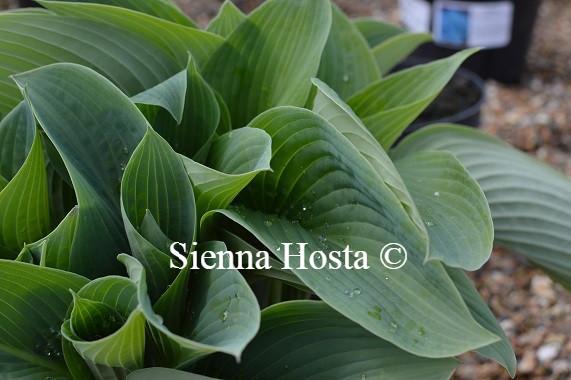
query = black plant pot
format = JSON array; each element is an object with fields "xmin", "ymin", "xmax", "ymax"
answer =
[
  {"xmin": 408, "ymin": 67, "xmax": 484, "ymax": 132},
  {"xmin": 18, "ymin": 0, "xmax": 38, "ymax": 7},
  {"xmin": 400, "ymin": 0, "xmax": 541, "ymax": 84},
  {"xmin": 394, "ymin": 62, "xmax": 485, "ymax": 142}
]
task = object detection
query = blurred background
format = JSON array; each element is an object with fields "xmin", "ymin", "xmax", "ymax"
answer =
[{"xmin": 1, "ymin": 0, "xmax": 570, "ymax": 378}]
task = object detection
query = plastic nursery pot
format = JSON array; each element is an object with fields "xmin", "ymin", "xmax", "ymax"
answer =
[
  {"xmin": 399, "ymin": 0, "xmax": 541, "ymax": 84},
  {"xmin": 18, "ymin": 0, "xmax": 38, "ymax": 7}
]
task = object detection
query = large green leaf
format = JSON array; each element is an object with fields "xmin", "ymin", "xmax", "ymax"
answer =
[
  {"xmin": 182, "ymin": 127, "xmax": 272, "ymax": 219},
  {"xmin": 131, "ymin": 65, "xmax": 188, "ymax": 124},
  {"xmin": 203, "ymin": 0, "xmax": 332, "ymax": 128},
  {"xmin": 347, "ymin": 49, "xmax": 476, "ymax": 149},
  {"xmin": 0, "ymin": 352, "xmax": 60, "ymax": 380},
  {"xmin": 0, "ymin": 260, "xmax": 88, "ymax": 378},
  {"xmin": 394, "ymin": 151, "xmax": 493, "ymax": 270},
  {"xmin": 0, "ymin": 11, "xmax": 183, "ymax": 117},
  {"xmin": 0, "ymin": 101, "xmax": 34, "ymax": 179},
  {"xmin": 447, "ymin": 268, "xmax": 516, "ymax": 377},
  {"xmin": 45, "ymin": 160, "xmax": 76, "ymax": 225},
  {"xmin": 129, "ymin": 368, "xmax": 218, "ymax": 380},
  {"xmin": 311, "ymin": 78, "xmax": 426, "ymax": 237},
  {"xmin": 202, "ymin": 106, "xmax": 498, "ymax": 358},
  {"xmin": 61, "ymin": 276, "xmax": 146, "ymax": 370},
  {"xmin": 14, "ymin": 63, "xmax": 149, "ymax": 277},
  {"xmin": 392, "ymin": 124, "xmax": 571, "ymax": 289},
  {"xmin": 42, "ymin": 0, "xmax": 196, "ymax": 27},
  {"xmin": 40, "ymin": 1, "xmax": 223, "ymax": 68},
  {"xmin": 122, "ymin": 127, "xmax": 196, "ymax": 245},
  {"xmin": 317, "ymin": 4, "xmax": 380, "ymax": 99},
  {"xmin": 120, "ymin": 127, "xmax": 196, "ymax": 300},
  {"xmin": 20, "ymin": 206, "xmax": 78, "ymax": 269},
  {"xmin": 354, "ymin": 18, "xmax": 404, "ymax": 47},
  {"xmin": 200, "ymin": 301, "xmax": 458, "ymax": 380},
  {"xmin": 120, "ymin": 250, "xmax": 260, "ymax": 368},
  {"xmin": 372, "ymin": 32, "xmax": 432, "ymax": 75},
  {"xmin": 213, "ymin": 91, "xmax": 232, "ymax": 134},
  {"xmin": 0, "ymin": 130, "xmax": 50, "ymax": 258},
  {"xmin": 135, "ymin": 58, "xmax": 220, "ymax": 161},
  {"xmin": 206, "ymin": 1, "xmax": 246, "ymax": 38}
]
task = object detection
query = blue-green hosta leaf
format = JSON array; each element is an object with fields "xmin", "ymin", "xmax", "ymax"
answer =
[
  {"xmin": 45, "ymin": 161, "xmax": 77, "ymax": 225},
  {"xmin": 120, "ymin": 250, "xmax": 260, "ymax": 368},
  {"xmin": 182, "ymin": 127, "xmax": 272, "ymax": 219},
  {"xmin": 311, "ymin": 78, "xmax": 426, "ymax": 239},
  {"xmin": 132, "ymin": 66, "xmax": 188, "ymax": 124},
  {"xmin": 61, "ymin": 276, "xmax": 146, "ymax": 370},
  {"xmin": 41, "ymin": 1, "xmax": 223, "ymax": 68},
  {"xmin": 122, "ymin": 128, "xmax": 195, "ymax": 246},
  {"xmin": 0, "ymin": 130, "xmax": 50, "ymax": 259},
  {"xmin": 41, "ymin": 0, "xmax": 224, "ymax": 66},
  {"xmin": 447, "ymin": 268, "xmax": 516, "ymax": 377},
  {"xmin": 120, "ymin": 127, "xmax": 196, "ymax": 300},
  {"xmin": 354, "ymin": 18, "xmax": 404, "ymax": 47},
  {"xmin": 42, "ymin": 0, "xmax": 196, "ymax": 27},
  {"xmin": 394, "ymin": 151, "xmax": 494, "ymax": 271},
  {"xmin": 0, "ymin": 101, "xmax": 34, "ymax": 179},
  {"xmin": 14, "ymin": 63, "xmax": 149, "ymax": 277},
  {"xmin": 203, "ymin": 0, "xmax": 332, "ymax": 128},
  {"xmin": 69, "ymin": 292, "xmax": 126, "ymax": 341},
  {"xmin": 317, "ymin": 4, "xmax": 380, "ymax": 99},
  {"xmin": 372, "ymin": 32, "xmax": 432, "ymax": 75},
  {"xmin": 214, "ymin": 91, "xmax": 232, "ymax": 134},
  {"xmin": 347, "ymin": 49, "xmax": 477, "ymax": 149},
  {"xmin": 0, "ymin": 11, "xmax": 183, "ymax": 117},
  {"xmin": 207, "ymin": 1, "xmax": 246, "ymax": 38},
  {"xmin": 0, "ymin": 352, "xmax": 61, "ymax": 380},
  {"xmin": 136, "ymin": 58, "xmax": 220, "ymax": 161},
  {"xmin": 200, "ymin": 301, "xmax": 458, "ymax": 380},
  {"xmin": 129, "ymin": 368, "xmax": 218, "ymax": 380},
  {"xmin": 392, "ymin": 124, "xmax": 571, "ymax": 289},
  {"xmin": 202, "ymin": 106, "xmax": 498, "ymax": 358},
  {"xmin": 19, "ymin": 206, "xmax": 78, "ymax": 269},
  {"xmin": 61, "ymin": 339, "xmax": 99, "ymax": 380},
  {"xmin": 0, "ymin": 260, "xmax": 88, "ymax": 378}
]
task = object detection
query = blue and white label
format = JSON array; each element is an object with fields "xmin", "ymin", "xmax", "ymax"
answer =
[
  {"xmin": 399, "ymin": 0, "xmax": 514, "ymax": 48},
  {"xmin": 433, "ymin": 0, "xmax": 514, "ymax": 48}
]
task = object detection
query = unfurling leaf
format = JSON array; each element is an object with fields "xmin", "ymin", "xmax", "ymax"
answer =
[{"xmin": 69, "ymin": 292, "xmax": 126, "ymax": 341}]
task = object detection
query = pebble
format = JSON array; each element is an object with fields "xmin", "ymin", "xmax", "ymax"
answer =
[
  {"xmin": 518, "ymin": 350, "xmax": 537, "ymax": 374},
  {"xmin": 552, "ymin": 359, "xmax": 571, "ymax": 375},
  {"xmin": 531, "ymin": 275, "xmax": 556, "ymax": 303},
  {"xmin": 537, "ymin": 342, "xmax": 561, "ymax": 364}
]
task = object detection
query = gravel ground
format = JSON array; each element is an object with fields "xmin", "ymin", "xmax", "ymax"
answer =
[{"xmin": 2, "ymin": 0, "xmax": 570, "ymax": 378}]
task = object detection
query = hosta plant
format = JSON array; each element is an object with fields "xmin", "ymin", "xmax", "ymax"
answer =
[{"xmin": 0, "ymin": 0, "xmax": 570, "ymax": 379}]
